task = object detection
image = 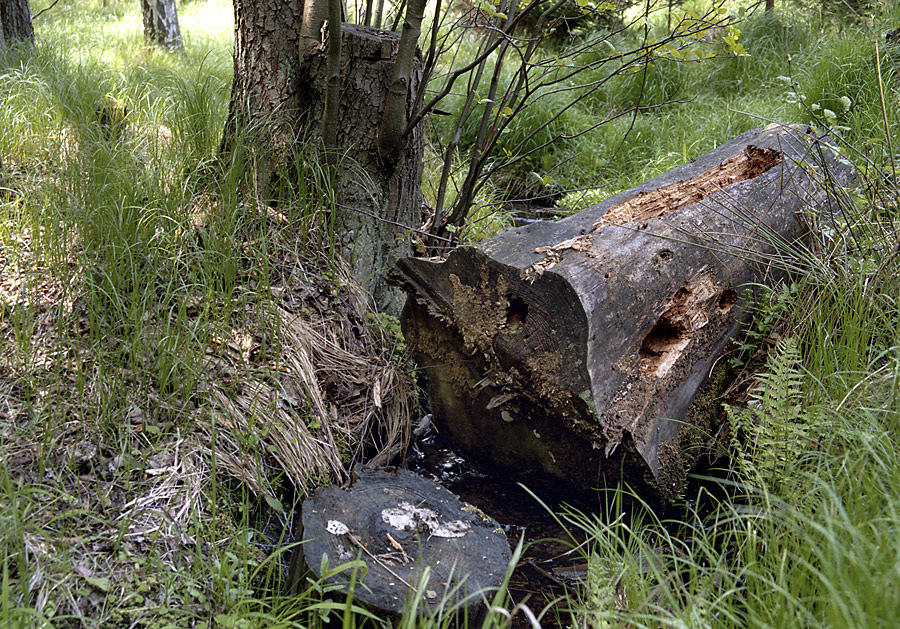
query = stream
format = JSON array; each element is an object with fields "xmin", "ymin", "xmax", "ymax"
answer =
[{"xmin": 403, "ymin": 413, "xmax": 733, "ymax": 627}]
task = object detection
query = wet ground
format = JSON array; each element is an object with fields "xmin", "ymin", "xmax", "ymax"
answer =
[
  {"xmin": 405, "ymin": 423, "xmax": 595, "ymax": 626},
  {"xmin": 403, "ymin": 415, "xmax": 735, "ymax": 627}
]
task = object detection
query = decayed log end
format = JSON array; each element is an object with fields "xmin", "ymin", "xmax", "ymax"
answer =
[
  {"xmin": 297, "ymin": 468, "xmax": 511, "ymax": 614},
  {"xmin": 390, "ymin": 124, "xmax": 857, "ymax": 505}
]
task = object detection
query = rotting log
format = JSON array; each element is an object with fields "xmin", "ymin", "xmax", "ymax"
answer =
[
  {"xmin": 294, "ymin": 468, "xmax": 511, "ymax": 615},
  {"xmin": 388, "ymin": 123, "xmax": 856, "ymax": 505}
]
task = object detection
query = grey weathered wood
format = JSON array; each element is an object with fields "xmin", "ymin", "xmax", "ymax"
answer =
[
  {"xmin": 389, "ymin": 124, "xmax": 856, "ymax": 505},
  {"xmin": 296, "ymin": 468, "xmax": 511, "ymax": 614}
]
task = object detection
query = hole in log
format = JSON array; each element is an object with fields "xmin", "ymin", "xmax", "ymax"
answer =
[
  {"xmin": 640, "ymin": 319, "xmax": 689, "ymax": 377},
  {"xmin": 505, "ymin": 296, "xmax": 528, "ymax": 332},
  {"xmin": 640, "ymin": 272, "xmax": 724, "ymax": 378},
  {"xmin": 718, "ymin": 288, "xmax": 737, "ymax": 312},
  {"xmin": 599, "ymin": 146, "xmax": 783, "ymax": 227}
]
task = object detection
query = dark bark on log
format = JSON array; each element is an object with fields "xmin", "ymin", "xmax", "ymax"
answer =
[
  {"xmin": 0, "ymin": 0, "xmax": 34, "ymax": 43},
  {"xmin": 294, "ymin": 468, "xmax": 511, "ymax": 615},
  {"xmin": 389, "ymin": 124, "xmax": 856, "ymax": 505}
]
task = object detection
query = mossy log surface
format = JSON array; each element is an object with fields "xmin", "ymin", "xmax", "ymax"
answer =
[
  {"xmin": 389, "ymin": 124, "xmax": 856, "ymax": 505},
  {"xmin": 298, "ymin": 468, "xmax": 511, "ymax": 614}
]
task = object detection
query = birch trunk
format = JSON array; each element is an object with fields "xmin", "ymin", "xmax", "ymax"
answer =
[{"xmin": 140, "ymin": 0, "xmax": 183, "ymax": 51}]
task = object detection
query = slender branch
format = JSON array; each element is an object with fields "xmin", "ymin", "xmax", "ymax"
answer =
[
  {"xmin": 32, "ymin": 0, "xmax": 60, "ymax": 21},
  {"xmin": 402, "ymin": 0, "xmax": 552, "ymax": 138},
  {"xmin": 390, "ymin": 0, "xmax": 407, "ymax": 32},
  {"xmin": 443, "ymin": 0, "xmax": 519, "ymax": 232},
  {"xmin": 336, "ymin": 203, "xmax": 455, "ymax": 244},
  {"xmin": 373, "ymin": 0, "xmax": 385, "ymax": 29},
  {"xmin": 379, "ymin": 0, "xmax": 427, "ymax": 162},
  {"xmin": 321, "ymin": 0, "xmax": 342, "ymax": 163},
  {"xmin": 432, "ymin": 33, "xmax": 496, "ymax": 236}
]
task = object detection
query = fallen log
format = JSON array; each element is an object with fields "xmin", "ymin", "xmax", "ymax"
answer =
[
  {"xmin": 294, "ymin": 468, "xmax": 511, "ymax": 615},
  {"xmin": 389, "ymin": 124, "xmax": 855, "ymax": 505}
]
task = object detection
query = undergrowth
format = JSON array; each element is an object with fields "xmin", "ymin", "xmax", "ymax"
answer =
[{"xmin": 2, "ymin": 0, "xmax": 899, "ymax": 627}]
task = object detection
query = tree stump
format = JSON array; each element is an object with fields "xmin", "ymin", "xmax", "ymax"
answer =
[
  {"xmin": 222, "ymin": 16, "xmax": 425, "ymax": 315},
  {"xmin": 295, "ymin": 468, "xmax": 511, "ymax": 615},
  {"xmin": 298, "ymin": 24, "xmax": 425, "ymax": 315},
  {"xmin": 388, "ymin": 124, "xmax": 856, "ymax": 505}
]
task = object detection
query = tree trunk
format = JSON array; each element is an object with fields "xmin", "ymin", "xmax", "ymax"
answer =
[
  {"xmin": 224, "ymin": 1, "xmax": 425, "ymax": 314},
  {"xmin": 0, "ymin": 0, "xmax": 34, "ymax": 43},
  {"xmin": 140, "ymin": 0, "xmax": 183, "ymax": 51},
  {"xmin": 765, "ymin": 0, "xmax": 775, "ymax": 12},
  {"xmin": 300, "ymin": 25, "xmax": 424, "ymax": 314},
  {"xmin": 222, "ymin": 0, "xmax": 303, "ymax": 159},
  {"xmin": 389, "ymin": 124, "xmax": 856, "ymax": 505},
  {"xmin": 291, "ymin": 467, "xmax": 510, "ymax": 615}
]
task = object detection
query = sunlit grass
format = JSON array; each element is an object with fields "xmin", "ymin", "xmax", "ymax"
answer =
[{"xmin": 3, "ymin": 0, "xmax": 900, "ymax": 626}]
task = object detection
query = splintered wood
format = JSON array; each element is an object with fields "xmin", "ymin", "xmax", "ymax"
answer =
[
  {"xmin": 599, "ymin": 146, "xmax": 783, "ymax": 227},
  {"xmin": 390, "ymin": 124, "xmax": 855, "ymax": 505}
]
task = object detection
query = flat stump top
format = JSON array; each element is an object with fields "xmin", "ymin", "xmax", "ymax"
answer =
[{"xmin": 302, "ymin": 468, "xmax": 511, "ymax": 613}]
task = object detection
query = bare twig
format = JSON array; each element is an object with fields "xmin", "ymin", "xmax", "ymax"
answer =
[{"xmin": 32, "ymin": 0, "xmax": 61, "ymax": 20}]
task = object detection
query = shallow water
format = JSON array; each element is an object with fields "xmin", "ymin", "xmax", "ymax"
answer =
[{"xmin": 405, "ymin": 426, "xmax": 593, "ymax": 624}]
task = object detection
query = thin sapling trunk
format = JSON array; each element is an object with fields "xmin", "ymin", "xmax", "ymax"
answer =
[
  {"xmin": 378, "ymin": 0, "xmax": 426, "ymax": 162},
  {"xmin": 322, "ymin": 0, "xmax": 343, "ymax": 160}
]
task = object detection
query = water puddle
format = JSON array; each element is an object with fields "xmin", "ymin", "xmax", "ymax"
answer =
[{"xmin": 406, "ymin": 424, "xmax": 593, "ymax": 625}]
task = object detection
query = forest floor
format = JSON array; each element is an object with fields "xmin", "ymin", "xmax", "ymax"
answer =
[{"xmin": 3, "ymin": 0, "xmax": 900, "ymax": 627}]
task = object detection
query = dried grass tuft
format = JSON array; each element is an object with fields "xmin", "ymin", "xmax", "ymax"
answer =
[{"xmin": 198, "ymin": 268, "xmax": 412, "ymax": 498}]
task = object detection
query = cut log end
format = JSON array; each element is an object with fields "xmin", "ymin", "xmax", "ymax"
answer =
[
  {"xmin": 390, "ymin": 124, "xmax": 857, "ymax": 505},
  {"xmin": 296, "ymin": 468, "xmax": 511, "ymax": 614}
]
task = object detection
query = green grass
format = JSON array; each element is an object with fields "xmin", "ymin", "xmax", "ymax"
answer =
[{"xmin": 3, "ymin": 0, "xmax": 900, "ymax": 626}]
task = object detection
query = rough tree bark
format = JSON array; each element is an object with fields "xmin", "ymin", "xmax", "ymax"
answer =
[
  {"xmin": 0, "ymin": 0, "xmax": 34, "ymax": 44},
  {"xmin": 222, "ymin": 0, "xmax": 303, "ymax": 155},
  {"xmin": 389, "ymin": 124, "xmax": 856, "ymax": 505},
  {"xmin": 300, "ymin": 25, "xmax": 424, "ymax": 313},
  {"xmin": 224, "ymin": 0, "xmax": 424, "ymax": 314},
  {"xmin": 140, "ymin": 0, "xmax": 183, "ymax": 51}
]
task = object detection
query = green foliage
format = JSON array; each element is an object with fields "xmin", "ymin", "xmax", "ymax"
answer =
[
  {"xmin": 3, "ymin": 0, "xmax": 900, "ymax": 626},
  {"xmin": 727, "ymin": 336, "xmax": 811, "ymax": 492},
  {"xmin": 729, "ymin": 282, "xmax": 800, "ymax": 368}
]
